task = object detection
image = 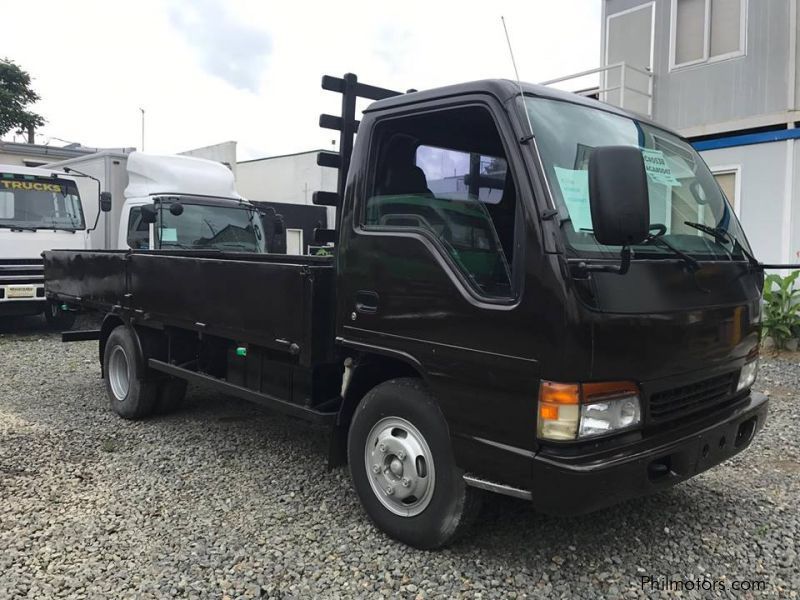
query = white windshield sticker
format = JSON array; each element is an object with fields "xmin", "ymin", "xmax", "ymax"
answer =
[
  {"xmin": 161, "ymin": 227, "xmax": 177, "ymax": 242},
  {"xmin": 554, "ymin": 166, "xmax": 593, "ymax": 232},
  {"xmin": 642, "ymin": 148, "xmax": 680, "ymax": 187}
]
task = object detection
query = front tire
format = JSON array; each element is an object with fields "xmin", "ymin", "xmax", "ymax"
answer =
[
  {"xmin": 347, "ymin": 378, "xmax": 481, "ymax": 549},
  {"xmin": 103, "ymin": 325, "xmax": 157, "ymax": 419}
]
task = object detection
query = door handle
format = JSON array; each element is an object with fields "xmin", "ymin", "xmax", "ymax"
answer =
[{"xmin": 355, "ymin": 290, "xmax": 379, "ymax": 314}]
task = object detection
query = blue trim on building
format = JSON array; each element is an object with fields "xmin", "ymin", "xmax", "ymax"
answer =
[{"xmin": 692, "ymin": 128, "xmax": 800, "ymax": 151}]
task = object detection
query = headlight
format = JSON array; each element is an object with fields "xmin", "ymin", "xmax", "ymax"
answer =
[
  {"xmin": 538, "ymin": 380, "xmax": 642, "ymax": 441},
  {"xmin": 579, "ymin": 396, "xmax": 642, "ymax": 437},
  {"xmin": 737, "ymin": 359, "xmax": 758, "ymax": 392}
]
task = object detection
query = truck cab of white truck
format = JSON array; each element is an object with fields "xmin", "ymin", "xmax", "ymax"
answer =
[
  {"xmin": 0, "ymin": 165, "xmax": 99, "ymax": 327},
  {"xmin": 117, "ymin": 152, "xmax": 267, "ymax": 252}
]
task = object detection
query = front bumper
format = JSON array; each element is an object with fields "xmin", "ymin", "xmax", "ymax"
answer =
[
  {"xmin": 0, "ymin": 298, "xmax": 46, "ymax": 317},
  {"xmin": 0, "ymin": 259, "xmax": 45, "ymax": 315},
  {"xmin": 529, "ymin": 391, "xmax": 768, "ymax": 515}
]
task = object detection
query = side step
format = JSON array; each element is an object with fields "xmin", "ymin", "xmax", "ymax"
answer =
[
  {"xmin": 148, "ymin": 359, "xmax": 338, "ymax": 426},
  {"xmin": 62, "ymin": 329, "xmax": 101, "ymax": 342}
]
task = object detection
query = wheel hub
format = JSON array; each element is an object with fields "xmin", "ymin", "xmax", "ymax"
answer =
[
  {"xmin": 108, "ymin": 346, "xmax": 130, "ymax": 401},
  {"xmin": 364, "ymin": 416, "xmax": 435, "ymax": 517}
]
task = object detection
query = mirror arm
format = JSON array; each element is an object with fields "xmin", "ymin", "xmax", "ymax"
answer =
[{"xmin": 575, "ymin": 245, "xmax": 632, "ymax": 276}]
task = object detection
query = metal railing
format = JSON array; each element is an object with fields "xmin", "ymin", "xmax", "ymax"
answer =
[{"xmin": 539, "ymin": 62, "xmax": 653, "ymax": 117}]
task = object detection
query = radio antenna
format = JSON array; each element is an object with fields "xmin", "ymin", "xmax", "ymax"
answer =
[{"xmin": 501, "ymin": 16, "xmax": 535, "ymax": 143}]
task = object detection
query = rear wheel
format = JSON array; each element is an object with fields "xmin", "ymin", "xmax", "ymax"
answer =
[
  {"xmin": 103, "ymin": 326, "xmax": 157, "ymax": 419},
  {"xmin": 44, "ymin": 301, "xmax": 76, "ymax": 330},
  {"xmin": 347, "ymin": 378, "xmax": 481, "ymax": 549}
]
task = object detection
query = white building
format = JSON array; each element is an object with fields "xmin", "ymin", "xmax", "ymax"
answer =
[{"xmin": 235, "ymin": 150, "xmax": 337, "ymax": 254}]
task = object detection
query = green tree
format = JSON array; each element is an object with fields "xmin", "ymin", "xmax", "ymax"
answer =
[{"xmin": 0, "ymin": 58, "xmax": 45, "ymax": 138}]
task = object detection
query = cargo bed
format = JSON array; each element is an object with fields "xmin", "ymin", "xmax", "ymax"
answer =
[{"xmin": 44, "ymin": 249, "xmax": 336, "ymax": 366}]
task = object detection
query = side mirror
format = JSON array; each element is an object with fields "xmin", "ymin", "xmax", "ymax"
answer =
[
  {"xmin": 169, "ymin": 201, "xmax": 184, "ymax": 216},
  {"xmin": 588, "ymin": 146, "xmax": 650, "ymax": 246},
  {"xmin": 99, "ymin": 191, "xmax": 112, "ymax": 212},
  {"xmin": 140, "ymin": 204, "xmax": 158, "ymax": 224}
]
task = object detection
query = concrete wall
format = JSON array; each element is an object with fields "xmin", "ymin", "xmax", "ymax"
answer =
[
  {"xmin": 236, "ymin": 151, "xmax": 337, "ymax": 225},
  {"xmin": 0, "ymin": 151, "xmax": 31, "ymax": 166}
]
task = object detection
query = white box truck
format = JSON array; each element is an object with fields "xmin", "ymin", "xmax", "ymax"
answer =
[
  {"xmin": 0, "ymin": 164, "xmax": 110, "ymax": 327},
  {"xmin": 45, "ymin": 150, "xmax": 132, "ymax": 250}
]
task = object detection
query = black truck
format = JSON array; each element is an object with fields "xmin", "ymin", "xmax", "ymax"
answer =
[{"xmin": 45, "ymin": 74, "xmax": 770, "ymax": 549}]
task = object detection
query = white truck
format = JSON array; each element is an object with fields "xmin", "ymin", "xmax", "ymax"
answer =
[
  {"xmin": 0, "ymin": 152, "xmax": 278, "ymax": 327},
  {"xmin": 46, "ymin": 151, "xmax": 274, "ymax": 253},
  {"xmin": 0, "ymin": 164, "xmax": 109, "ymax": 327}
]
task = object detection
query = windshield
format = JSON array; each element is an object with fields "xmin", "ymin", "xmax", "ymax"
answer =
[
  {"xmin": 156, "ymin": 200, "xmax": 265, "ymax": 252},
  {"xmin": 525, "ymin": 97, "xmax": 752, "ymax": 261},
  {"xmin": 0, "ymin": 175, "xmax": 85, "ymax": 231}
]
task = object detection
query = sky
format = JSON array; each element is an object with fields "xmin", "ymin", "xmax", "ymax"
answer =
[{"xmin": 2, "ymin": 0, "xmax": 601, "ymax": 161}]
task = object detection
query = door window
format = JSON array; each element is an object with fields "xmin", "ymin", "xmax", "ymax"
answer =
[
  {"xmin": 363, "ymin": 106, "xmax": 518, "ymax": 299},
  {"xmin": 127, "ymin": 207, "xmax": 150, "ymax": 249}
]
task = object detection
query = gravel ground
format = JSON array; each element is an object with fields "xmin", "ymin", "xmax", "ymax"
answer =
[{"xmin": 0, "ymin": 315, "xmax": 798, "ymax": 599}]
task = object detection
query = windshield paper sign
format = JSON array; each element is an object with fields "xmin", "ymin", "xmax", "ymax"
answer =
[
  {"xmin": 0, "ymin": 179, "xmax": 64, "ymax": 193},
  {"xmin": 554, "ymin": 166, "xmax": 593, "ymax": 232},
  {"xmin": 641, "ymin": 149, "xmax": 679, "ymax": 187}
]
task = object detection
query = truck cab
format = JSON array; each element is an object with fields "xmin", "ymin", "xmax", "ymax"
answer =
[
  {"xmin": 0, "ymin": 165, "xmax": 89, "ymax": 326},
  {"xmin": 117, "ymin": 152, "xmax": 267, "ymax": 252},
  {"xmin": 334, "ymin": 79, "xmax": 765, "ymax": 517}
]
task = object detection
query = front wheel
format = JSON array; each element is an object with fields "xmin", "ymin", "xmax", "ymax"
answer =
[{"xmin": 347, "ymin": 378, "xmax": 481, "ymax": 549}]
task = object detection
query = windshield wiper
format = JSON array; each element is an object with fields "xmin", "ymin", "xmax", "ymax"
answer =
[
  {"xmin": 683, "ymin": 221, "xmax": 759, "ymax": 268},
  {"xmin": 0, "ymin": 223, "xmax": 38, "ymax": 232},
  {"xmin": 646, "ymin": 232, "xmax": 700, "ymax": 272}
]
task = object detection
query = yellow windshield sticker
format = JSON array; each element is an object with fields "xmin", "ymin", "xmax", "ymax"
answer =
[
  {"xmin": 0, "ymin": 180, "xmax": 64, "ymax": 193},
  {"xmin": 642, "ymin": 149, "xmax": 680, "ymax": 187}
]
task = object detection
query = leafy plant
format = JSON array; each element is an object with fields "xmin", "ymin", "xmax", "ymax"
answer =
[
  {"xmin": 0, "ymin": 58, "xmax": 45, "ymax": 137},
  {"xmin": 762, "ymin": 271, "xmax": 800, "ymax": 350}
]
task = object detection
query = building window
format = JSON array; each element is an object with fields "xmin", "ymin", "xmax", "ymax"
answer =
[
  {"xmin": 671, "ymin": 0, "xmax": 746, "ymax": 69},
  {"xmin": 712, "ymin": 167, "xmax": 740, "ymax": 213}
]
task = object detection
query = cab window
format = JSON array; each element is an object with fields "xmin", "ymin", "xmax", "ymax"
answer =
[
  {"xmin": 364, "ymin": 106, "xmax": 519, "ymax": 299},
  {"xmin": 127, "ymin": 207, "xmax": 150, "ymax": 249}
]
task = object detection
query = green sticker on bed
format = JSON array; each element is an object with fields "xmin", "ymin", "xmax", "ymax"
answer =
[{"xmin": 641, "ymin": 148, "xmax": 679, "ymax": 187}]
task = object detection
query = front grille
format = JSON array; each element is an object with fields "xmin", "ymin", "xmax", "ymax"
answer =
[
  {"xmin": 647, "ymin": 372, "xmax": 738, "ymax": 424},
  {"xmin": 0, "ymin": 258, "xmax": 44, "ymax": 285}
]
